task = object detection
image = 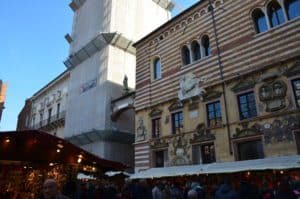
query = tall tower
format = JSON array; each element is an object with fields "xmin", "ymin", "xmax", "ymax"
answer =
[{"xmin": 64, "ymin": 0, "xmax": 171, "ymax": 166}]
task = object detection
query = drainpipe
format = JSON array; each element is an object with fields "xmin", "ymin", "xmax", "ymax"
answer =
[{"xmin": 207, "ymin": 0, "xmax": 233, "ymax": 154}]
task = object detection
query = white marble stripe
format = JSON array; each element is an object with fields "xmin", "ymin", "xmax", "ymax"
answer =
[
  {"xmin": 135, "ymin": 155, "xmax": 150, "ymax": 160},
  {"xmin": 135, "ymin": 166, "xmax": 149, "ymax": 171},
  {"xmin": 135, "ymin": 150, "xmax": 150, "ymax": 155},
  {"xmin": 135, "ymin": 160, "xmax": 150, "ymax": 164},
  {"xmin": 135, "ymin": 145, "xmax": 150, "ymax": 150}
]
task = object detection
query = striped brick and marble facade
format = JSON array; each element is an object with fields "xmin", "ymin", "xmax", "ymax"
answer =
[
  {"xmin": 133, "ymin": 0, "xmax": 300, "ymax": 171},
  {"xmin": 134, "ymin": 142, "xmax": 151, "ymax": 172}
]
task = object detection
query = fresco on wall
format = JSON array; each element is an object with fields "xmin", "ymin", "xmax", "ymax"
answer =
[{"xmin": 233, "ymin": 115, "xmax": 300, "ymax": 144}]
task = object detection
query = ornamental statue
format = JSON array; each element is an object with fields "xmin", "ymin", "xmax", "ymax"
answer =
[{"xmin": 136, "ymin": 118, "xmax": 147, "ymax": 142}]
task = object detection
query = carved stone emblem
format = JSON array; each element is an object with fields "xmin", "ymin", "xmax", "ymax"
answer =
[
  {"xmin": 178, "ymin": 73, "xmax": 206, "ymax": 101},
  {"xmin": 259, "ymin": 80, "xmax": 287, "ymax": 112},
  {"xmin": 136, "ymin": 118, "xmax": 147, "ymax": 142}
]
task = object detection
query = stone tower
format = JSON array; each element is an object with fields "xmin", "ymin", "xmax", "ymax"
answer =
[{"xmin": 63, "ymin": 0, "xmax": 171, "ymax": 166}]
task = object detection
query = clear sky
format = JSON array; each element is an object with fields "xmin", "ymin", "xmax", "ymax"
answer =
[{"xmin": 0, "ymin": 0, "xmax": 198, "ymax": 131}]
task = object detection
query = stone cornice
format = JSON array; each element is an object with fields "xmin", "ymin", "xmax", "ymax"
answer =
[
  {"xmin": 66, "ymin": 130, "xmax": 134, "ymax": 145},
  {"xmin": 152, "ymin": 0, "xmax": 174, "ymax": 11},
  {"xmin": 69, "ymin": 0, "xmax": 86, "ymax": 12},
  {"xmin": 134, "ymin": 0, "xmax": 224, "ymax": 48},
  {"xmin": 64, "ymin": 32, "xmax": 136, "ymax": 69}
]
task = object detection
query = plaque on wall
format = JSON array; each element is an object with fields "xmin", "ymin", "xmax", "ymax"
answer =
[{"xmin": 189, "ymin": 110, "xmax": 198, "ymax": 119}]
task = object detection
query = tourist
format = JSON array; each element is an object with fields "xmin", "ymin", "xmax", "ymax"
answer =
[
  {"xmin": 170, "ymin": 182, "xmax": 183, "ymax": 199},
  {"xmin": 215, "ymin": 180, "xmax": 238, "ymax": 199},
  {"xmin": 274, "ymin": 179, "xmax": 297, "ymax": 199},
  {"xmin": 37, "ymin": 178, "xmax": 69, "ymax": 199},
  {"xmin": 152, "ymin": 182, "xmax": 164, "ymax": 199}
]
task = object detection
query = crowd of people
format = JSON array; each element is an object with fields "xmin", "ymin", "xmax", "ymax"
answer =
[
  {"xmin": 1, "ymin": 175, "xmax": 300, "ymax": 199},
  {"xmin": 57, "ymin": 175, "xmax": 300, "ymax": 199}
]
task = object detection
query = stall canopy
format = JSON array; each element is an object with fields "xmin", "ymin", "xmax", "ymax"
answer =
[
  {"xmin": 130, "ymin": 155, "xmax": 300, "ymax": 179},
  {"xmin": 0, "ymin": 130, "xmax": 128, "ymax": 171}
]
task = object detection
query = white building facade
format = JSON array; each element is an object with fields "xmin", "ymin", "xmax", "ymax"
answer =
[
  {"xmin": 62, "ymin": 0, "xmax": 171, "ymax": 167},
  {"xmin": 29, "ymin": 71, "xmax": 69, "ymax": 138},
  {"xmin": 64, "ymin": 0, "xmax": 171, "ymax": 136},
  {"xmin": 19, "ymin": 0, "xmax": 172, "ymax": 168}
]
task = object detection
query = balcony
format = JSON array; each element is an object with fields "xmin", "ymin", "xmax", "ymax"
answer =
[{"xmin": 31, "ymin": 111, "xmax": 66, "ymax": 131}]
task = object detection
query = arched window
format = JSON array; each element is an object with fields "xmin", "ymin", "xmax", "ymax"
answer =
[
  {"xmin": 252, "ymin": 8, "xmax": 268, "ymax": 33},
  {"xmin": 267, "ymin": 0, "xmax": 285, "ymax": 27},
  {"xmin": 153, "ymin": 57, "xmax": 161, "ymax": 80},
  {"xmin": 191, "ymin": 41, "xmax": 201, "ymax": 61},
  {"xmin": 202, "ymin": 35, "xmax": 211, "ymax": 57},
  {"xmin": 182, "ymin": 46, "xmax": 191, "ymax": 65},
  {"xmin": 285, "ymin": 0, "xmax": 300, "ymax": 20}
]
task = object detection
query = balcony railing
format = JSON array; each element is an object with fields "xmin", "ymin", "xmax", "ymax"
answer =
[{"xmin": 31, "ymin": 111, "xmax": 66, "ymax": 130}]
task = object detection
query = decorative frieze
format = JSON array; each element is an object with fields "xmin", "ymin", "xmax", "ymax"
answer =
[
  {"xmin": 168, "ymin": 100, "xmax": 183, "ymax": 111},
  {"xmin": 169, "ymin": 134, "xmax": 191, "ymax": 166},
  {"xmin": 231, "ymin": 78, "xmax": 256, "ymax": 93},
  {"xmin": 283, "ymin": 60, "xmax": 300, "ymax": 77},
  {"xmin": 232, "ymin": 115, "xmax": 300, "ymax": 144},
  {"xmin": 232, "ymin": 122, "xmax": 262, "ymax": 139},
  {"xmin": 258, "ymin": 115, "xmax": 300, "ymax": 144},
  {"xmin": 190, "ymin": 123, "xmax": 216, "ymax": 143},
  {"xmin": 150, "ymin": 138, "xmax": 169, "ymax": 149},
  {"xmin": 202, "ymin": 90, "xmax": 222, "ymax": 102},
  {"xmin": 149, "ymin": 108, "xmax": 163, "ymax": 118}
]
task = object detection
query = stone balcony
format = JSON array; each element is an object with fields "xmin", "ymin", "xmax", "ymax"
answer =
[{"xmin": 31, "ymin": 111, "xmax": 66, "ymax": 131}]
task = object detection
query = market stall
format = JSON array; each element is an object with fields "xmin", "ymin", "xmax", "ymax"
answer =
[
  {"xmin": 0, "ymin": 130, "xmax": 128, "ymax": 198},
  {"xmin": 130, "ymin": 155, "xmax": 300, "ymax": 179},
  {"xmin": 130, "ymin": 155, "xmax": 300, "ymax": 199}
]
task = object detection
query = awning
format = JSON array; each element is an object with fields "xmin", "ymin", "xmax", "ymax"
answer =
[
  {"xmin": 105, "ymin": 171, "xmax": 131, "ymax": 177},
  {"xmin": 130, "ymin": 155, "xmax": 300, "ymax": 179},
  {"xmin": 0, "ymin": 130, "xmax": 128, "ymax": 171}
]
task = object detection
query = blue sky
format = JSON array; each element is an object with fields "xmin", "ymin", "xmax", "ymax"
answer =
[{"xmin": 0, "ymin": 0, "xmax": 198, "ymax": 131}]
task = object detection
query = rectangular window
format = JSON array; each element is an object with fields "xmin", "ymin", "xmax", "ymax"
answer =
[
  {"xmin": 152, "ymin": 118, "xmax": 161, "ymax": 138},
  {"xmin": 238, "ymin": 92, "xmax": 257, "ymax": 120},
  {"xmin": 292, "ymin": 79, "xmax": 300, "ymax": 108},
  {"xmin": 172, "ymin": 111, "xmax": 183, "ymax": 134},
  {"xmin": 57, "ymin": 103, "xmax": 60, "ymax": 118},
  {"xmin": 39, "ymin": 113, "xmax": 43, "ymax": 127},
  {"xmin": 206, "ymin": 101, "xmax": 222, "ymax": 127},
  {"xmin": 155, "ymin": 150, "xmax": 168, "ymax": 167},
  {"xmin": 192, "ymin": 143, "xmax": 216, "ymax": 164},
  {"xmin": 48, "ymin": 108, "xmax": 52, "ymax": 124},
  {"xmin": 153, "ymin": 58, "xmax": 161, "ymax": 80},
  {"xmin": 32, "ymin": 116, "xmax": 36, "ymax": 126},
  {"xmin": 237, "ymin": 140, "xmax": 264, "ymax": 161},
  {"xmin": 201, "ymin": 143, "xmax": 216, "ymax": 164}
]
